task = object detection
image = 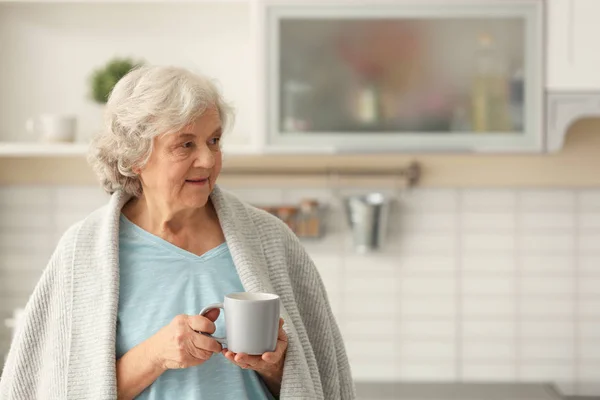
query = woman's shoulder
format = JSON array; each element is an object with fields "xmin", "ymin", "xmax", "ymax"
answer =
[
  {"xmin": 216, "ymin": 188, "xmax": 304, "ymax": 250},
  {"xmin": 217, "ymin": 188, "xmax": 321, "ymax": 277},
  {"xmin": 54, "ymin": 194, "xmax": 121, "ymax": 255},
  {"xmin": 52, "ymin": 205, "xmax": 106, "ymax": 255}
]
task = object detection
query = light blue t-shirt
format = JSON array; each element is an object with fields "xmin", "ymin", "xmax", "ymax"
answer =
[{"xmin": 116, "ymin": 215, "xmax": 274, "ymax": 400}]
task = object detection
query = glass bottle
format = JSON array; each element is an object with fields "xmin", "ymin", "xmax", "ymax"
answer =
[
  {"xmin": 282, "ymin": 80, "xmax": 312, "ymax": 132},
  {"xmin": 471, "ymin": 33, "xmax": 511, "ymax": 133},
  {"xmin": 299, "ymin": 199, "xmax": 321, "ymax": 238},
  {"xmin": 509, "ymin": 67, "xmax": 525, "ymax": 132}
]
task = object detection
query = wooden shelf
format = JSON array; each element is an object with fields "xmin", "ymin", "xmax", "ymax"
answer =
[{"xmin": 0, "ymin": 142, "xmax": 89, "ymax": 157}]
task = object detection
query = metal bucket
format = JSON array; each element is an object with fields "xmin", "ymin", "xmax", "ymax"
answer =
[{"xmin": 344, "ymin": 193, "xmax": 390, "ymax": 253}]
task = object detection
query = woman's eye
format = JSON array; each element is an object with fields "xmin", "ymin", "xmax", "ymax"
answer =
[
  {"xmin": 209, "ymin": 137, "xmax": 221, "ymax": 146},
  {"xmin": 182, "ymin": 141, "xmax": 194, "ymax": 149}
]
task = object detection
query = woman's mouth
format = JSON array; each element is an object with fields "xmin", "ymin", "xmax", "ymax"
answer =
[{"xmin": 185, "ymin": 178, "xmax": 209, "ymax": 186}]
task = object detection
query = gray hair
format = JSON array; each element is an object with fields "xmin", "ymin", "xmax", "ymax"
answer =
[{"xmin": 87, "ymin": 65, "xmax": 234, "ymax": 197}]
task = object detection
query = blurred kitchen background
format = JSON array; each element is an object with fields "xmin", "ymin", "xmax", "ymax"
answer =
[{"xmin": 1, "ymin": 0, "xmax": 600, "ymax": 399}]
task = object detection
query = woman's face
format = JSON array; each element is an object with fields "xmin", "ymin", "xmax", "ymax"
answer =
[{"xmin": 138, "ymin": 107, "xmax": 223, "ymax": 211}]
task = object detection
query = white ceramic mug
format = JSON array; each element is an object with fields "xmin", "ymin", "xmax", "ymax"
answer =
[
  {"xmin": 26, "ymin": 114, "xmax": 77, "ymax": 142},
  {"xmin": 200, "ymin": 292, "xmax": 280, "ymax": 355}
]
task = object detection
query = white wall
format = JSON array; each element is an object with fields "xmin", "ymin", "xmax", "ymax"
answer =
[
  {"xmin": 1, "ymin": 184, "xmax": 599, "ymax": 397},
  {"xmin": 0, "ymin": 2, "xmax": 253, "ymax": 145}
]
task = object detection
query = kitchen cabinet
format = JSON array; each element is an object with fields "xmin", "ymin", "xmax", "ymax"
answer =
[
  {"xmin": 547, "ymin": 0, "xmax": 600, "ymax": 90},
  {"xmin": 546, "ymin": 0, "xmax": 600, "ymax": 151},
  {"xmin": 258, "ymin": 0, "xmax": 544, "ymax": 153}
]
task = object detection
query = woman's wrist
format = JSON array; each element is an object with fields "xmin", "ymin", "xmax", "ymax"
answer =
[
  {"xmin": 144, "ymin": 333, "xmax": 167, "ymax": 372},
  {"xmin": 116, "ymin": 337, "xmax": 167, "ymax": 400}
]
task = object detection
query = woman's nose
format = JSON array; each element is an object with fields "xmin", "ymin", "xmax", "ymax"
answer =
[{"xmin": 193, "ymin": 144, "xmax": 215, "ymax": 169}]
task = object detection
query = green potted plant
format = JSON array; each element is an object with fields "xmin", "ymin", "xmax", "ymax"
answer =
[{"xmin": 90, "ymin": 57, "xmax": 143, "ymax": 104}]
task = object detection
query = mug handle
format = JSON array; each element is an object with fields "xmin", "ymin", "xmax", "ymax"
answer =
[{"xmin": 199, "ymin": 303, "xmax": 227, "ymax": 344}]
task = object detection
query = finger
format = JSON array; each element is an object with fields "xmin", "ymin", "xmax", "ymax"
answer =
[
  {"xmin": 276, "ymin": 335, "xmax": 288, "ymax": 352},
  {"xmin": 187, "ymin": 343, "xmax": 212, "ymax": 361},
  {"xmin": 223, "ymin": 350, "xmax": 236, "ymax": 363},
  {"xmin": 202, "ymin": 308, "xmax": 220, "ymax": 322},
  {"xmin": 183, "ymin": 337, "xmax": 213, "ymax": 361},
  {"xmin": 245, "ymin": 355, "xmax": 263, "ymax": 368},
  {"xmin": 190, "ymin": 332, "xmax": 223, "ymax": 353},
  {"xmin": 223, "ymin": 350, "xmax": 251, "ymax": 369},
  {"xmin": 261, "ymin": 351, "xmax": 279, "ymax": 364},
  {"xmin": 221, "ymin": 348, "xmax": 229, "ymax": 358},
  {"xmin": 278, "ymin": 319, "xmax": 287, "ymax": 341},
  {"xmin": 262, "ymin": 338, "xmax": 287, "ymax": 364},
  {"xmin": 187, "ymin": 315, "xmax": 217, "ymax": 334},
  {"xmin": 234, "ymin": 352, "xmax": 262, "ymax": 368}
]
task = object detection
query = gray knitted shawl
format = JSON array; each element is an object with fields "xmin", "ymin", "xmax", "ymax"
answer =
[{"xmin": 0, "ymin": 186, "xmax": 355, "ymax": 399}]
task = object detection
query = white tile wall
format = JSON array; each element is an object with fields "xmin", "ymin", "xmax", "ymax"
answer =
[
  {"xmin": 521, "ymin": 320, "xmax": 574, "ymax": 339},
  {"xmin": 520, "ymin": 255, "xmax": 573, "ymax": 275},
  {"xmin": 461, "ymin": 211, "xmax": 516, "ymax": 231},
  {"xmin": 577, "ymin": 189, "xmax": 600, "ymax": 394},
  {"xmin": 462, "ymin": 296, "xmax": 515, "ymax": 318},
  {"xmin": 462, "ymin": 339, "xmax": 515, "ymax": 359},
  {"xmin": 1, "ymin": 185, "xmax": 599, "ymax": 396},
  {"xmin": 462, "ymin": 364, "xmax": 516, "ymax": 381},
  {"xmin": 401, "ymin": 296, "xmax": 457, "ymax": 318},
  {"xmin": 578, "ymin": 298, "xmax": 600, "ymax": 317},
  {"xmin": 400, "ymin": 361, "xmax": 457, "ymax": 380},
  {"xmin": 462, "ymin": 255, "xmax": 514, "ymax": 274},
  {"xmin": 520, "ymin": 190, "xmax": 575, "ymax": 211},
  {"xmin": 579, "ymin": 213, "xmax": 600, "ymax": 230},
  {"xmin": 580, "ymin": 321, "xmax": 600, "ymax": 338},
  {"xmin": 461, "ymin": 190, "xmax": 516, "ymax": 211},
  {"xmin": 463, "ymin": 320, "xmax": 515, "ymax": 339},
  {"xmin": 400, "ymin": 319, "xmax": 455, "ymax": 338}
]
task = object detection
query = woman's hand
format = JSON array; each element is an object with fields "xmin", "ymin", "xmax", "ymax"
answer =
[
  {"xmin": 222, "ymin": 318, "xmax": 288, "ymax": 395},
  {"xmin": 149, "ymin": 310, "xmax": 223, "ymax": 371},
  {"xmin": 116, "ymin": 310, "xmax": 222, "ymax": 400}
]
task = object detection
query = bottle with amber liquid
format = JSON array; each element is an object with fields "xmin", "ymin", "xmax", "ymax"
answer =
[{"xmin": 471, "ymin": 33, "xmax": 511, "ymax": 133}]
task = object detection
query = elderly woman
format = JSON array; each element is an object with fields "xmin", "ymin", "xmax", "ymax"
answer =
[{"xmin": 0, "ymin": 66, "xmax": 355, "ymax": 400}]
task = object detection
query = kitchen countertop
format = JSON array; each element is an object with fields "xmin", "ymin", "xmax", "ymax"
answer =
[{"xmin": 355, "ymin": 382, "xmax": 565, "ymax": 400}]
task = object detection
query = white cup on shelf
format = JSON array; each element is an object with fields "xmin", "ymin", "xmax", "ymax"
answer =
[{"xmin": 26, "ymin": 114, "xmax": 77, "ymax": 143}]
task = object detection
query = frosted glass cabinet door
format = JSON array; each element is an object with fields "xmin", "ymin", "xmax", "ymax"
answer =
[{"xmin": 264, "ymin": 1, "xmax": 543, "ymax": 152}]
